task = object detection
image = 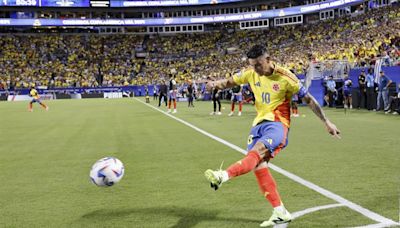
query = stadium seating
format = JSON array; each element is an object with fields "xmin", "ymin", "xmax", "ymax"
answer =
[{"xmin": 0, "ymin": 6, "xmax": 398, "ymax": 89}]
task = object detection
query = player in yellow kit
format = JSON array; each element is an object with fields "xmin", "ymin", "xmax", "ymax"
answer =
[
  {"xmin": 204, "ymin": 45, "xmax": 340, "ymax": 227},
  {"xmin": 28, "ymin": 86, "xmax": 49, "ymax": 112}
]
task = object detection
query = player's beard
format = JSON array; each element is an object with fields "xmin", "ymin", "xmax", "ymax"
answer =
[
  {"xmin": 257, "ymin": 67, "xmax": 273, "ymax": 77},
  {"xmin": 263, "ymin": 64, "xmax": 275, "ymax": 76}
]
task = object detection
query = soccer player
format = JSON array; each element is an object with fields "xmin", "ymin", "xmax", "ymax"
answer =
[
  {"xmin": 28, "ymin": 86, "xmax": 49, "ymax": 112},
  {"xmin": 291, "ymin": 94, "xmax": 299, "ymax": 117},
  {"xmin": 228, "ymin": 85, "xmax": 243, "ymax": 116},
  {"xmin": 204, "ymin": 45, "xmax": 340, "ymax": 227},
  {"xmin": 168, "ymin": 74, "xmax": 177, "ymax": 113},
  {"xmin": 343, "ymin": 75, "xmax": 353, "ymax": 109}
]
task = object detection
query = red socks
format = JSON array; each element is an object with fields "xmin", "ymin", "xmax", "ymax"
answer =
[
  {"xmin": 231, "ymin": 102, "xmax": 243, "ymax": 112},
  {"xmin": 226, "ymin": 151, "xmax": 261, "ymax": 178},
  {"xmin": 169, "ymin": 100, "xmax": 176, "ymax": 109},
  {"xmin": 225, "ymin": 152, "xmax": 282, "ymax": 208},
  {"xmin": 254, "ymin": 166, "xmax": 282, "ymax": 207}
]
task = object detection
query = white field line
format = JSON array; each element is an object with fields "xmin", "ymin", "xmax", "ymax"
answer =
[
  {"xmin": 351, "ymin": 223, "xmax": 400, "ymax": 228},
  {"xmin": 134, "ymin": 98, "xmax": 399, "ymax": 226},
  {"xmin": 274, "ymin": 203, "xmax": 344, "ymax": 228},
  {"xmin": 292, "ymin": 203, "xmax": 344, "ymax": 219}
]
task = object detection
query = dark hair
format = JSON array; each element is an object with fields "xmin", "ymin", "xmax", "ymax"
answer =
[{"xmin": 246, "ymin": 45, "xmax": 267, "ymax": 59}]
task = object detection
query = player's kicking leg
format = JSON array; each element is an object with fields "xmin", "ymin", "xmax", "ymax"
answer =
[
  {"xmin": 204, "ymin": 140, "xmax": 266, "ymax": 190},
  {"xmin": 204, "ymin": 121, "xmax": 292, "ymax": 226},
  {"xmin": 205, "ymin": 163, "xmax": 291, "ymax": 227}
]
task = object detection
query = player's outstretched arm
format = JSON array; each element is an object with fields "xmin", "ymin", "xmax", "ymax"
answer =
[
  {"xmin": 206, "ymin": 77, "xmax": 236, "ymax": 92},
  {"xmin": 302, "ymin": 92, "xmax": 341, "ymax": 139}
]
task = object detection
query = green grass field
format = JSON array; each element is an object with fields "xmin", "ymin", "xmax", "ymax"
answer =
[{"xmin": 0, "ymin": 98, "xmax": 398, "ymax": 228}]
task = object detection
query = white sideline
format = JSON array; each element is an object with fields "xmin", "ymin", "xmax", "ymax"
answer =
[
  {"xmin": 351, "ymin": 223, "xmax": 400, "ymax": 228},
  {"xmin": 134, "ymin": 98, "xmax": 399, "ymax": 226}
]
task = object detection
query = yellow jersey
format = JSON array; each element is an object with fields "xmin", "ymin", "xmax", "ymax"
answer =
[
  {"xmin": 233, "ymin": 64, "xmax": 306, "ymax": 127},
  {"xmin": 30, "ymin": 89, "xmax": 40, "ymax": 99}
]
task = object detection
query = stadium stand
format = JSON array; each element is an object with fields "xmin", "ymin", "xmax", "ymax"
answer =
[{"xmin": 0, "ymin": 5, "xmax": 398, "ymax": 90}]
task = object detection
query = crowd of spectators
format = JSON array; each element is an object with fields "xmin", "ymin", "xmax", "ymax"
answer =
[
  {"xmin": 138, "ymin": 5, "xmax": 399, "ymax": 84},
  {"xmin": 0, "ymin": 35, "xmax": 143, "ymax": 89},
  {"xmin": 0, "ymin": 5, "xmax": 398, "ymax": 89}
]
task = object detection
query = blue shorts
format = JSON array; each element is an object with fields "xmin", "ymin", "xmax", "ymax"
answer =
[
  {"xmin": 344, "ymin": 90, "xmax": 352, "ymax": 97},
  {"xmin": 247, "ymin": 121, "xmax": 289, "ymax": 158},
  {"xmin": 31, "ymin": 98, "xmax": 41, "ymax": 104},
  {"xmin": 169, "ymin": 91, "xmax": 177, "ymax": 100},
  {"xmin": 231, "ymin": 94, "xmax": 243, "ymax": 102}
]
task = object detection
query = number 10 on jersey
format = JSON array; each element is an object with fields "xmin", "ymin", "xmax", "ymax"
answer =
[{"xmin": 262, "ymin": 92, "xmax": 270, "ymax": 104}]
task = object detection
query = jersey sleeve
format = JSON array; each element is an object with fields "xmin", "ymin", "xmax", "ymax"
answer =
[
  {"xmin": 233, "ymin": 68, "xmax": 252, "ymax": 85},
  {"xmin": 296, "ymin": 82, "xmax": 308, "ymax": 98},
  {"xmin": 276, "ymin": 66, "xmax": 308, "ymax": 98},
  {"xmin": 288, "ymin": 80, "xmax": 308, "ymax": 99}
]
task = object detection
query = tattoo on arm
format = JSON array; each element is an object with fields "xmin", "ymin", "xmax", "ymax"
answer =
[{"xmin": 303, "ymin": 93, "xmax": 327, "ymax": 122}]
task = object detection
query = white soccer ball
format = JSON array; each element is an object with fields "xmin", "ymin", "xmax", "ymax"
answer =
[{"xmin": 90, "ymin": 157, "xmax": 125, "ymax": 187}]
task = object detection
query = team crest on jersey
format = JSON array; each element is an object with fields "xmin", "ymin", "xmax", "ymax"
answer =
[{"xmin": 272, "ymin": 83, "xmax": 280, "ymax": 92}]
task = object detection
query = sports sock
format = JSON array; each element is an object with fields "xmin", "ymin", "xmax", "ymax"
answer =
[
  {"xmin": 254, "ymin": 166, "xmax": 282, "ymax": 207},
  {"xmin": 173, "ymin": 100, "xmax": 176, "ymax": 109},
  {"xmin": 231, "ymin": 102, "xmax": 235, "ymax": 112},
  {"xmin": 274, "ymin": 205, "xmax": 286, "ymax": 213},
  {"xmin": 239, "ymin": 102, "xmax": 243, "ymax": 112},
  {"xmin": 226, "ymin": 151, "xmax": 261, "ymax": 178}
]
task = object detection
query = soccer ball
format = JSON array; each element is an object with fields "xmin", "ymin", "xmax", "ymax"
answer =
[{"xmin": 90, "ymin": 157, "xmax": 125, "ymax": 187}]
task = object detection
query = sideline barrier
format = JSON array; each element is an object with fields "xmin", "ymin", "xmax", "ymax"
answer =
[
  {"xmin": 7, "ymin": 94, "xmax": 54, "ymax": 101},
  {"xmin": 1, "ymin": 66, "xmax": 399, "ymax": 105}
]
